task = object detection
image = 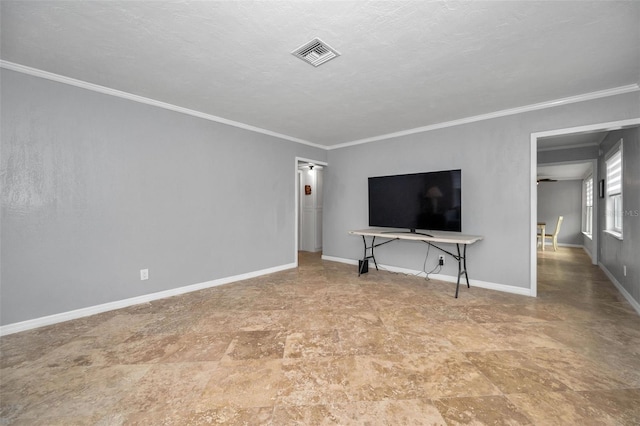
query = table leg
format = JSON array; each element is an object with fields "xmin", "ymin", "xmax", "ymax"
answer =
[
  {"xmin": 454, "ymin": 243, "xmax": 469, "ymax": 298},
  {"xmin": 359, "ymin": 236, "xmax": 367, "ymax": 276},
  {"xmin": 359, "ymin": 236, "xmax": 380, "ymax": 276}
]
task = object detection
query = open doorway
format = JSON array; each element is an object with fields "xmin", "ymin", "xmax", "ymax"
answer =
[
  {"xmin": 295, "ymin": 157, "xmax": 327, "ymax": 264},
  {"xmin": 529, "ymin": 118, "xmax": 640, "ymax": 297},
  {"xmin": 536, "ymin": 160, "xmax": 597, "ymax": 256}
]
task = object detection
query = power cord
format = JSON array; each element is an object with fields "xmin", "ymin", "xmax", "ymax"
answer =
[
  {"xmin": 367, "ymin": 244, "xmax": 442, "ymax": 279},
  {"xmin": 423, "ymin": 244, "xmax": 442, "ymax": 280}
]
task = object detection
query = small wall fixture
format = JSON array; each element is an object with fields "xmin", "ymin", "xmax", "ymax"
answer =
[{"xmin": 599, "ymin": 179, "xmax": 605, "ymax": 198}]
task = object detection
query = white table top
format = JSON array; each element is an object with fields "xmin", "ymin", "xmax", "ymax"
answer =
[{"xmin": 349, "ymin": 228, "xmax": 483, "ymax": 245}]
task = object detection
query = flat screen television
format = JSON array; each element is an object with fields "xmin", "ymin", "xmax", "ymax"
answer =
[{"xmin": 368, "ymin": 169, "xmax": 462, "ymax": 233}]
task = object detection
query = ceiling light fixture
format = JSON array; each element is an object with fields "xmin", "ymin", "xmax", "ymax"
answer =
[{"xmin": 291, "ymin": 38, "xmax": 340, "ymax": 67}]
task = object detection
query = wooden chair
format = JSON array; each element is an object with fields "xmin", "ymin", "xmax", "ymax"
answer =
[{"xmin": 539, "ymin": 216, "xmax": 563, "ymax": 251}]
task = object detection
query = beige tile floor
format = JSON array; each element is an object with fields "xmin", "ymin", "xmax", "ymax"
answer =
[{"xmin": 1, "ymin": 248, "xmax": 639, "ymax": 425}]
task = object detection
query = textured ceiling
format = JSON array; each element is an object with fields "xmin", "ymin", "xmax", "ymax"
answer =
[{"xmin": 1, "ymin": 1, "xmax": 639, "ymax": 147}]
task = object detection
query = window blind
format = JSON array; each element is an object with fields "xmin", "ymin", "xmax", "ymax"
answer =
[{"xmin": 606, "ymin": 150, "xmax": 622, "ymax": 196}]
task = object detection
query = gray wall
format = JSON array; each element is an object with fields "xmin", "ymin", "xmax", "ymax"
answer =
[
  {"xmin": 323, "ymin": 92, "xmax": 640, "ymax": 291},
  {"xmin": 598, "ymin": 127, "xmax": 640, "ymax": 305},
  {"xmin": 1, "ymin": 66, "xmax": 638, "ymax": 326},
  {"xmin": 538, "ymin": 145, "xmax": 599, "ymax": 164},
  {"xmin": 0, "ymin": 69, "xmax": 326, "ymax": 325},
  {"xmin": 537, "ymin": 180, "xmax": 583, "ymax": 246}
]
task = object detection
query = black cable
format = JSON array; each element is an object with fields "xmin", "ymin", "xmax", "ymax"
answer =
[{"xmin": 423, "ymin": 244, "xmax": 442, "ymax": 280}]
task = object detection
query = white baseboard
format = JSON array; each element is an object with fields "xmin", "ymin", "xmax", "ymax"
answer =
[
  {"xmin": 321, "ymin": 255, "xmax": 358, "ymax": 265},
  {"xmin": 558, "ymin": 243, "xmax": 583, "ymax": 248},
  {"xmin": 598, "ymin": 263, "xmax": 640, "ymax": 315},
  {"xmin": 581, "ymin": 245, "xmax": 596, "ymax": 264},
  {"xmin": 321, "ymin": 255, "xmax": 532, "ymax": 297},
  {"xmin": 0, "ymin": 262, "xmax": 297, "ymax": 336},
  {"xmin": 541, "ymin": 242, "xmax": 582, "ymax": 248}
]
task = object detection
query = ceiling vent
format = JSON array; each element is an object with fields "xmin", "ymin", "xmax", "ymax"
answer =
[{"xmin": 291, "ymin": 38, "xmax": 340, "ymax": 67}]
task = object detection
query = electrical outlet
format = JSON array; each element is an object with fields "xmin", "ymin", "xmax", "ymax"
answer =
[
  {"xmin": 140, "ymin": 269, "xmax": 149, "ymax": 281},
  {"xmin": 438, "ymin": 255, "xmax": 445, "ymax": 266}
]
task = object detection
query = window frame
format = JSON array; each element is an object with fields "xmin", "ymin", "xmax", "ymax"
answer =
[
  {"xmin": 582, "ymin": 174, "xmax": 593, "ymax": 238},
  {"xmin": 604, "ymin": 139, "xmax": 623, "ymax": 239}
]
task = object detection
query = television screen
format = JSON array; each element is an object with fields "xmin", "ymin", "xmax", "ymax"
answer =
[{"xmin": 368, "ymin": 169, "xmax": 462, "ymax": 232}]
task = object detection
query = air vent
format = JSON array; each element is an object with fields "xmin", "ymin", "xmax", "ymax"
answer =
[{"xmin": 291, "ymin": 38, "xmax": 340, "ymax": 67}]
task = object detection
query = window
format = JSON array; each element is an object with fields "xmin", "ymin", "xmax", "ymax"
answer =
[
  {"xmin": 582, "ymin": 174, "xmax": 593, "ymax": 236},
  {"xmin": 605, "ymin": 140, "xmax": 623, "ymax": 237}
]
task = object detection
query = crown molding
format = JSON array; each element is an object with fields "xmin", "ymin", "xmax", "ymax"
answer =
[
  {"xmin": 0, "ymin": 60, "xmax": 326, "ymax": 150},
  {"xmin": 328, "ymin": 84, "xmax": 640, "ymax": 150},
  {"xmin": 3, "ymin": 60, "xmax": 638, "ymax": 152}
]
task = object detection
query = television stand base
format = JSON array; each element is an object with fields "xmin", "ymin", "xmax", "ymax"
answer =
[
  {"xmin": 408, "ymin": 229, "xmax": 433, "ymax": 237},
  {"xmin": 349, "ymin": 228, "xmax": 483, "ymax": 298}
]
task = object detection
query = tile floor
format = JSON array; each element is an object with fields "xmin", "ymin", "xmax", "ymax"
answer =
[{"xmin": 1, "ymin": 248, "xmax": 639, "ymax": 425}]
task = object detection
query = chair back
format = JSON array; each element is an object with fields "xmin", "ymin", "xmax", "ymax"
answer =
[{"xmin": 553, "ymin": 216, "xmax": 564, "ymax": 236}]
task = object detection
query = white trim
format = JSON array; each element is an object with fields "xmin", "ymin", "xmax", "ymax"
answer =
[
  {"xmin": 321, "ymin": 255, "xmax": 532, "ymax": 297},
  {"xmin": 0, "ymin": 262, "xmax": 296, "ymax": 336},
  {"xmin": 530, "ymin": 131, "xmax": 538, "ymax": 297},
  {"xmin": 329, "ymin": 85, "xmax": 640, "ymax": 150},
  {"xmin": 296, "ymin": 157, "xmax": 328, "ymax": 168},
  {"xmin": 604, "ymin": 138, "xmax": 623, "ymax": 161},
  {"xmin": 604, "ymin": 141, "xmax": 624, "ymax": 234},
  {"xmin": 530, "ymin": 118, "xmax": 640, "ymax": 299},
  {"xmin": 588, "ymin": 159, "xmax": 599, "ymax": 266},
  {"xmin": 3, "ymin": 60, "xmax": 638, "ymax": 152},
  {"xmin": 599, "ymin": 263, "xmax": 640, "ymax": 315},
  {"xmin": 0, "ymin": 60, "xmax": 324, "ymax": 149},
  {"xmin": 537, "ymin": 241, "xmax": 585, "ymax": 248},
  {"xmin": 321, "ymin": 255, "xmax": 358, "ymax": 265},
  {"xmin": 582, "ymin": 245, "xmax": 594, "ymax": 263},
  {"xmin": 532, "ymin": 119, "xmax": 640, "ymax": 140},
  {"xmin": 540, "ymin": 242, "xmax": 583, "ymax": 248},
  {"xmin": 537, "ymin": 142, "xmax": 600, "ymax": 152},
  {"xmin": 581, "ymin": 173, "xmax": 594, "ymax": 236},
  {"xmin": 604, "ymin": 229, "xmax": 623, "ymax": 241}
]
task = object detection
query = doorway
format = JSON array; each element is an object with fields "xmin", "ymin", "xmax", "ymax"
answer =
[
  {"xmin": 529, "ymin": 118, "xmax": 640, "ymax": 297},
  {"xmin": 536, "ymin": 160, "xmax": 596, "ymax": 257},
  {"xmin": 295, "ymin": 157, "xmax": 327, "ymax": 263}
]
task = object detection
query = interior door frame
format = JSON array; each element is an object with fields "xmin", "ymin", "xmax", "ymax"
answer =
[
  {"xmin": 529, "ymin": 118, "xmax": 640, "ymax": 297},
  {"xmin": 294, "ymin": 156, "xmax": 328, "ymax": 266}
]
